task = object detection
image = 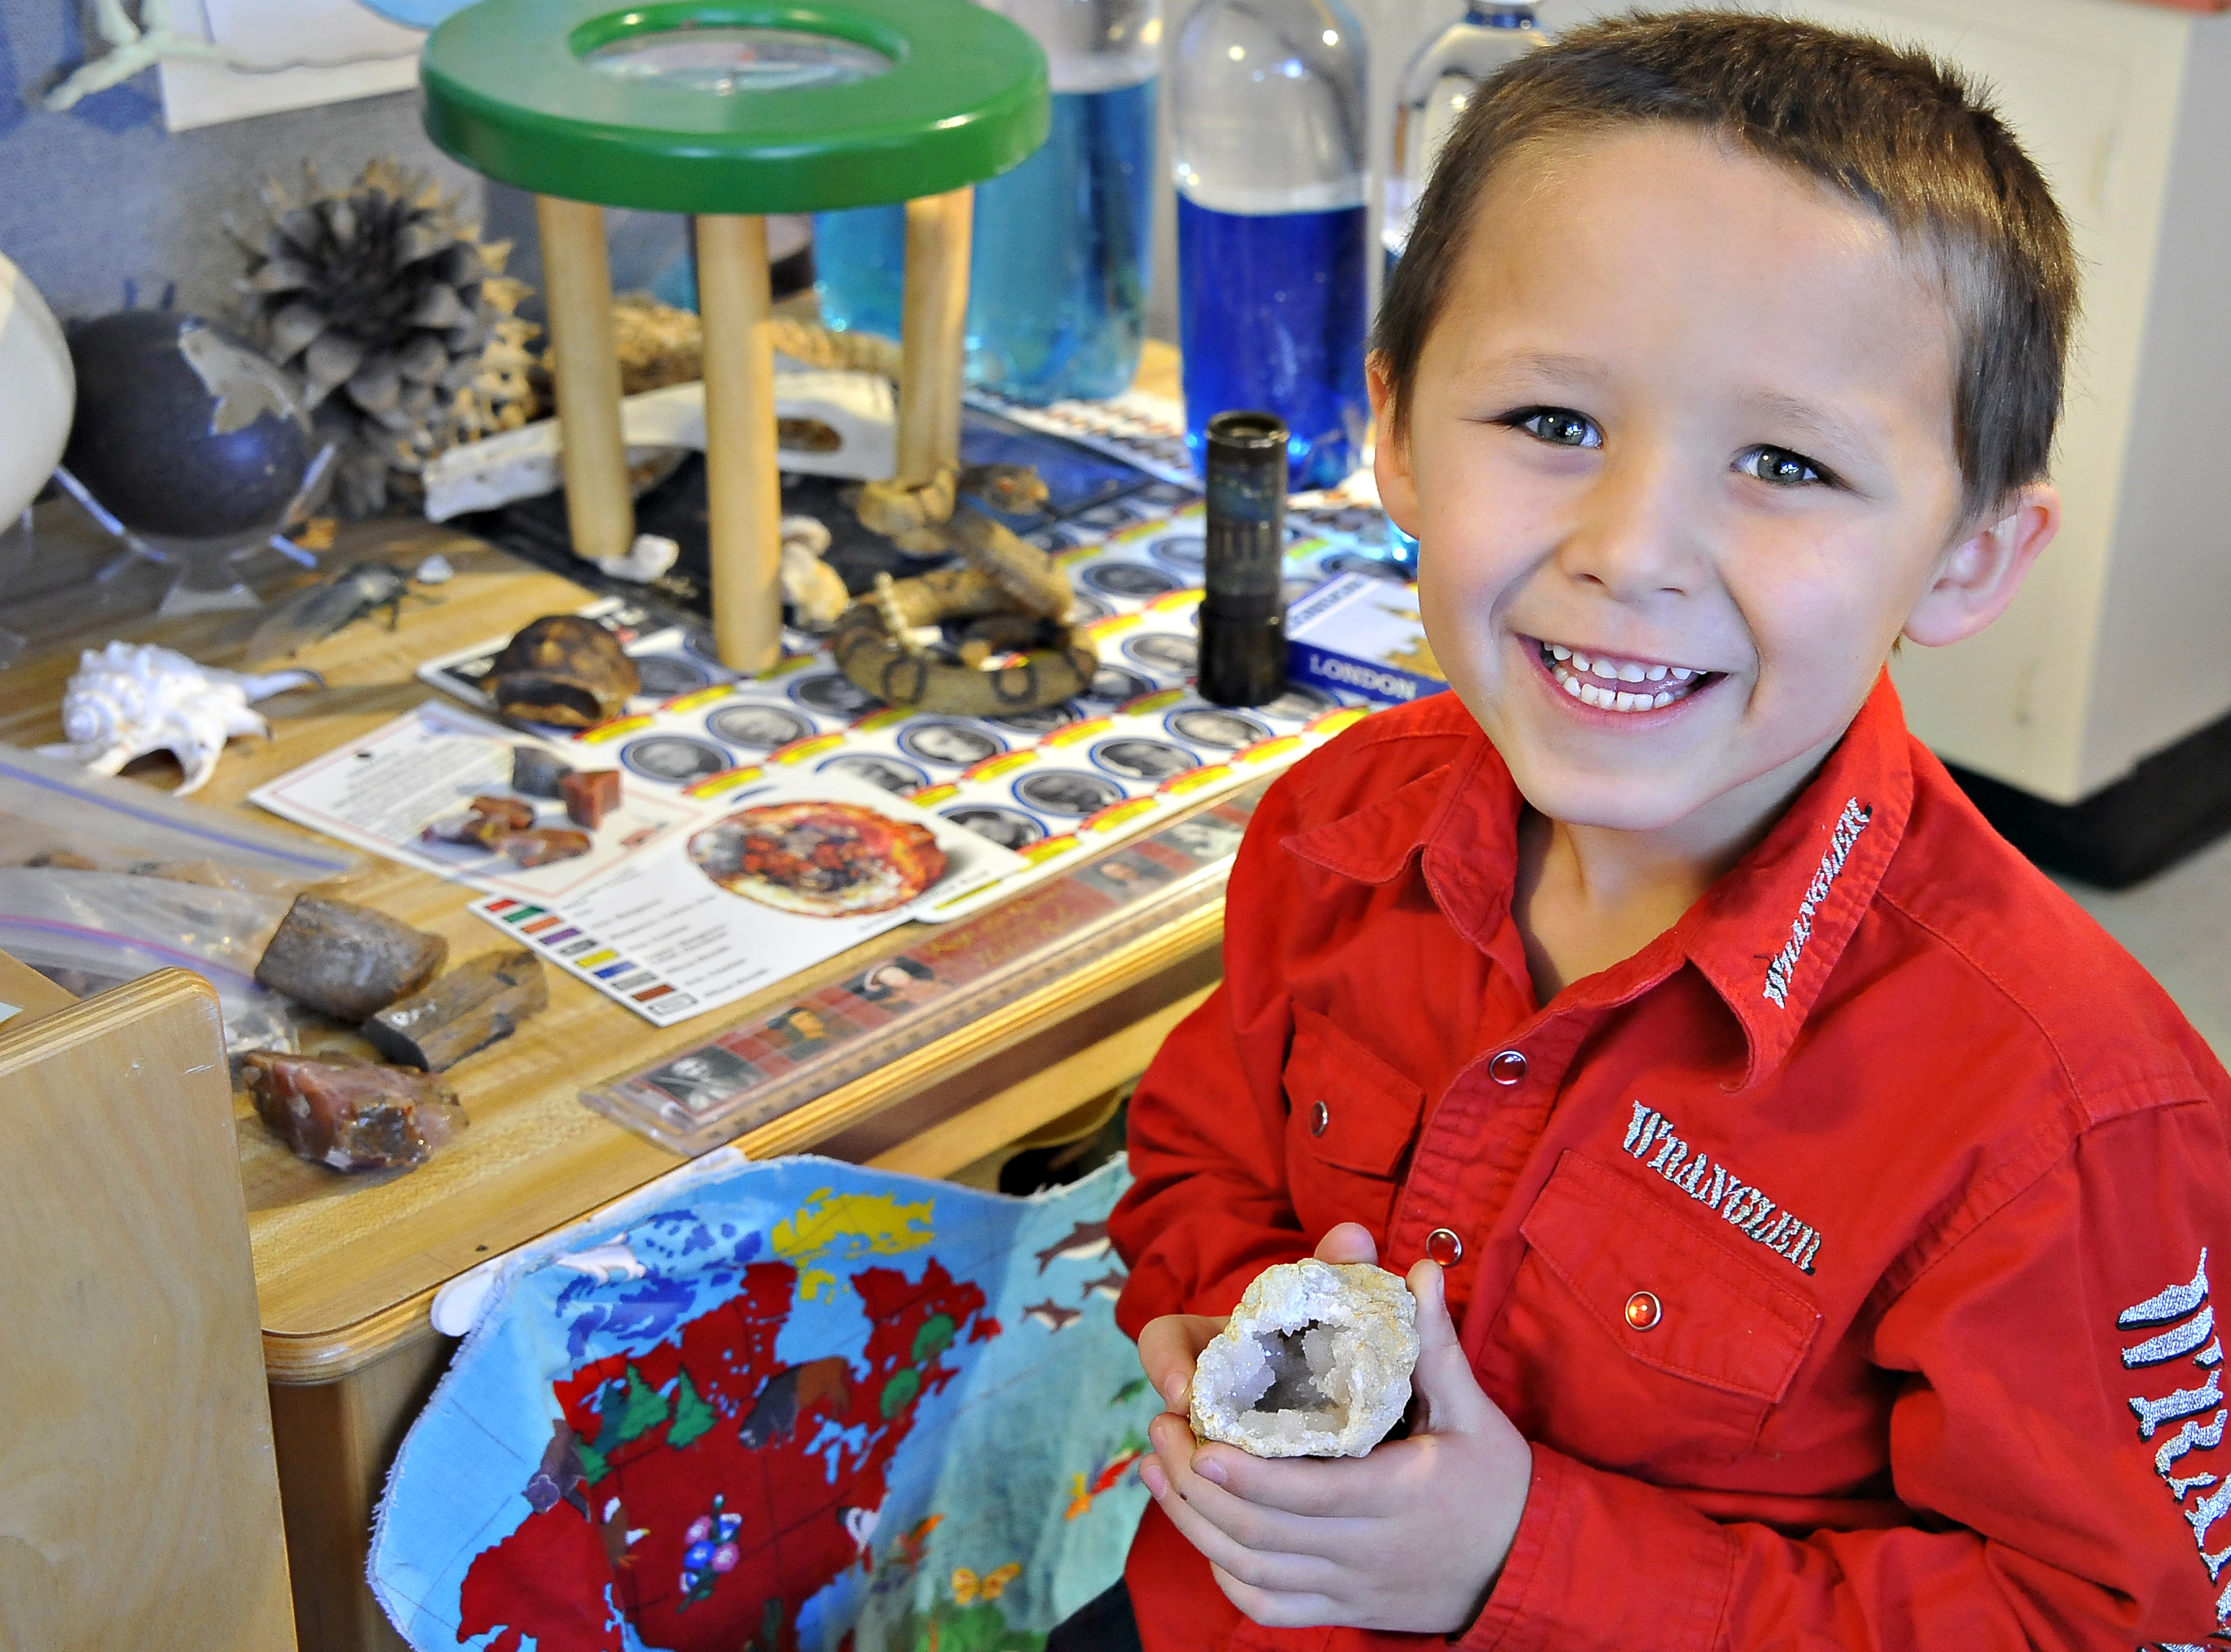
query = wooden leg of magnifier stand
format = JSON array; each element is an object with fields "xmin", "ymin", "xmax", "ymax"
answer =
[
  {"xmin": 897, "ymin": 186, "xmax": 973, "ymax": 488},
  {"xmin": 533, "ymin": 195, "xmax": 633, "ymax": 565},
  {"xmin": 695, "ymin": 214, "xmax": 782, "ymax": 673}
]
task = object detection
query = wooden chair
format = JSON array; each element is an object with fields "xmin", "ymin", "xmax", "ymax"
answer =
[{"xmin": 0, "ymin": 954, "xmax": 295, "ymax": 1650}]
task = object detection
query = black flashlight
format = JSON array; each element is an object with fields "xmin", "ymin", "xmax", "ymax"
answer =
[{"xmin": 1198, "ymin": 410, "xmax": 1290, "ymax": 708}]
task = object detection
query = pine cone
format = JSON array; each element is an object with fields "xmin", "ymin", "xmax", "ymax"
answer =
[{"xmin": 234, "ymin": 158, "xmax": 541, "ymax": 516}]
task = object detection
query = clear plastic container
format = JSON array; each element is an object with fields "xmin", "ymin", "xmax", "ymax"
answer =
[
  {"xmin": 814, "ymin": 0, "xmax": 1161, "ymax": 406},
  {"xmin": 1172, "ymin": 0, "xmax": 1369, "ymax": 491},
  {"xmin": 1383, "ymin": 4, "xmax": 1547, "ymax": 270}
]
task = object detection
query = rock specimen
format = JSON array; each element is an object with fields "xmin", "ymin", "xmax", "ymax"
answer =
[
  {"xmin": 487, "ymin": 615, "xmax": 639, "ymax": 728},
  {"xmin": 469, "ymin": 794, "xmax": 537, "ymax": 830},
  {"xmin": 512, "ymin": 744, "xmax": 574, "ymax": 798},
  {"xmin": 561, "ymin": 768, "xmax": 621, "ymax": 830},
  {"xmin": 242, "ymin": 1051, "xmax": 467, "ymax": 1171},
  {"xmin": 422, "ymin": 813, "xmax": 510, "ymax": 849},
  {"xmin": 503, "ymin": 827, "xmax": 592, "ymax": 867},
  {"xmin": 363, "ymin": 947, "xmax": 548, "ymax": 1070},
  {"xmin": 1190, "ymin": 1259, "xmax": 1420, "ymax": 1458},
  {"xmin": 254, "ymin": 894, "xmax": 447, "ymax": 1021}
]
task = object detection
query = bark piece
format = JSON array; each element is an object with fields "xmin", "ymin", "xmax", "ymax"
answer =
[
  {"xmin": 1191, "ymin": 1259, "xmax": 1419, "ymax": 1458},
  {"xmin": 363, "ymin": 947, "xmax": 548, "ymax": 1070},
  {"xmin": 242, "ymin": 1051, "xmax": 466, "ymax": 1171},
  {"xmin": 503, "ymin": 827, "xmax": 591, "ymax": 867},
  {"xmin": 254, "ymin": 894, "xmax": 447, "ymax": 1020},
  {"xmin": 561, "ymin": 768, "xmax": 621, "ymax": 830},
  {"xmin": 512, "ymin": 744, "xmax": 575, "ymax": 798},
  {"xmin": 470, "ymin": 794, "xmax": 536, "ymax": 830}
]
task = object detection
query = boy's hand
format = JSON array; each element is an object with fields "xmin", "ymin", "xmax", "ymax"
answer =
[{"xmin": 1137, "ymin": 1224, "xmax": 1534, "ymax": 1633}]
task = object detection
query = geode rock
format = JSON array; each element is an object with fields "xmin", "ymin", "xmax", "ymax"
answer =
[{"xmin": 1191, "ymin": 1259, "xmax": 1420, "ymax": 1458}]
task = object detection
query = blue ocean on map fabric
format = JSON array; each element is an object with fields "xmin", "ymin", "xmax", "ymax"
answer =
[{"xmin": 370, "ymin": 1156, "xmax": 1155, "ymax": 1652}]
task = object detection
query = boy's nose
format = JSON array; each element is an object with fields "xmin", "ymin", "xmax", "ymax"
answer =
[{"xmin": 1555, "ymin": 454, "xmax": 1702, "ymax": 601}]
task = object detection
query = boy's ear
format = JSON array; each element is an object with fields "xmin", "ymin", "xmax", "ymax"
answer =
[
  {"xmin": 1902, "ymin": 485, "xmax": 2061, "ymax": 649},
  {"xmin": 1368, "ymin": 355, "xmax": 1421, "ymax": 536}
]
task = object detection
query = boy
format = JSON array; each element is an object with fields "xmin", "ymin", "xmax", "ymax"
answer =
[{"xmin": 1106, "ymin": 11, "xmax": 2231, "ymax": 1650}]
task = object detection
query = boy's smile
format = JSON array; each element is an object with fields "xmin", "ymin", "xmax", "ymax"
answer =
[{"xmin": 1375, "ymin": 127, "xmax": 2056, "ymax": 853}]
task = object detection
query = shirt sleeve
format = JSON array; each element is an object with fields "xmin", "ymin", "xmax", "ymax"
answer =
[
  {"xmin": 1455, "ymin": 1097, "xmax": 2231, "ymax": 1651},
  {"xmin": 1111, "ymin": 780, "xmax": 1316, "ymax": 1339}
]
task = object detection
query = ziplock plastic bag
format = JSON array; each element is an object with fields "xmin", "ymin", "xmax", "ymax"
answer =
[
  {"xmin": 0, "ymin": 741, "xmax": 363, "ymax": 897},
  {"xmin": 0, "ymin": 868, "xmax": 297, "ymax": 1057}
]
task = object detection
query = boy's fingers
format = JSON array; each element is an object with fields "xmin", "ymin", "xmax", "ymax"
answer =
[
  {"xmin": 1208, "ymin": 1567, "xmax": 1345, "ymax": 1630},
  {"xmin": 1404, "ymin": 1259, "xmax": 1499, "ymax": 1436},
  {"xmin": 1146, "ymin": 1416, "xmax": 1356, "ymax": 1555},
  {"xmin": 1137, "ymin": 1312, "xmax": 1225, "ymax": 1412},
  {"xmin": 1187, "ymin": 1445, "xmax": 1372, "ymax": 1520},
  {"xmin": 1313, "ymin": 1222, "xmax": 1379, "ymax": 1266}
]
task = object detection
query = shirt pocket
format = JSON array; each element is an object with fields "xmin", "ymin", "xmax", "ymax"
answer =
[
  {"xmin": 1281, "ymin": 1004, "xmax": 1428, "ymax": 1240},
  {"xmin": 1500, "ymin": 1149, "xmax": 1821, "ymax": 1467}
]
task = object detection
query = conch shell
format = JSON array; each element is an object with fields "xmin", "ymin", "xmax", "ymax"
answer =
[{"xmin": 39, "ymin": 641, "xmax": 317, "ymax": 794}]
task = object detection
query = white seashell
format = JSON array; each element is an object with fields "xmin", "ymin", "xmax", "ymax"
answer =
[
  {"xmin": 37, "ymin": 641, "xmax": 318, "ymax": 795},
  {"xmin": 593, "ymin": 533, "xmax": 680, "ymax": 584}
]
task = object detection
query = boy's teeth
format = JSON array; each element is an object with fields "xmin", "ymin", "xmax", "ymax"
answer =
[
  {"xmin": 1646, "ymin": 665, "xmax": 1668, "ymax": 682},
  {"xmin": 1540, "ymin": 638, "xmax": 1709, "ymax": 714}
]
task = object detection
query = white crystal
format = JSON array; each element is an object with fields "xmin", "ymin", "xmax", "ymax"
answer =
[{"xmin": 1191, "ymin": 1259, "xmax": 1420, "ymax": 1458}]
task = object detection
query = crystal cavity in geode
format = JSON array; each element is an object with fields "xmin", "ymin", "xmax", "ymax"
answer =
[{"xmin": 1191, "ymin": 1259, "xmax": 1421, "ymax": 1458}]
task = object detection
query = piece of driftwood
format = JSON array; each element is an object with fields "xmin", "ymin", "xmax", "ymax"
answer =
[
  {"xmin": 254, "ymin": 895, "xmax": 447, "ymax": 1021},
  {"xmin": 363, "ymin": 947, "xmax": 549, "ymax": 1071},
  {"xmin": 561, "ymin": 768, "xmax": 621, "ymax": 829}
]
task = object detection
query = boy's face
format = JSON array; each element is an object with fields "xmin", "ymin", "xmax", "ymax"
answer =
[{"xmin": 1376, "ymin": 127, "xmax": 2054, "ymax": 841}]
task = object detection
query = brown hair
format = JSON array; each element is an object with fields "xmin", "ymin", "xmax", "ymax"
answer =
[{"xmin": 1373, "ymin": 9, "xmax": 2078, "ymax": 524}]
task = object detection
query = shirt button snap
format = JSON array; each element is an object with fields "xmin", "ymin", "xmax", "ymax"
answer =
[
  {"xmin": 1488, "ymin": 1049, "xmax": 1527, "ymax": 1085},
  {"xmin": 1309, "ymin": 1100, "xmax": 1330, "ymax": 1136},
  {"xmin": 1624, "ymin": 1290, "xmax": 1662, "ymax": 1331},
  {"xmin": 1426, "ymin": 1227, "xmax": 1463, "ymax": 1266}
]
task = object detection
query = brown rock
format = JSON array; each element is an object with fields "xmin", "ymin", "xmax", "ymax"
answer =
[
  {"xmin": 503, "ymin": 828, "xmax": 592, "ymax": 867},
  {"xmin": 561, "ymin": 769, "xmax": 622, "ymax": 830},
  {"xmin": 363, "ymin": 947, "xmax": 549, "ymax": 1070},
  {"xmin": 254, "ymin": 894, "xmax": 447, "ymax": 1020},
  {"xmin": 487, "ymin": 615, "xmax": 640, "ymax": 729},
  {"xmin": 422, "ymin": 813, "xmax": 510, "ymax": 849},
  {"xmin": 242, "ymin": 1051, "xmax": 466, "ymax": 1171},
  {"xmin": 470, "ymin": 794, "xmax": 537, "ymax": 830}
]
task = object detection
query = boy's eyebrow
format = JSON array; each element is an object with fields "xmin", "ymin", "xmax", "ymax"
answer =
[{"xmin": 1740, "ymin": 391, "xmax": 1881, "ymax": 458}]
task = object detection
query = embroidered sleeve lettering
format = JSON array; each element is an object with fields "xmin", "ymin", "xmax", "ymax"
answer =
[
  {"xmin": 1621, "ymin": 1104, "xmax": 1821, "ymax": 1275},
  {"xmin": 2121, "ymin": 1252, "xmax": 2231, "ymax": 1627}
]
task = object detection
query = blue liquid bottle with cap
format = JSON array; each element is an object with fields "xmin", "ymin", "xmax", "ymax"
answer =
[
  {"xmin": 1384, "ymin": 4, "xmax": 1546, "ymax": 274},
  {"xmin": 814, "ymin": 0, "xmax": 1160, "ymax": 406},
  {"xmin": 1172, "ymin": 0, "xmax": 1369, "ymax": 492}
]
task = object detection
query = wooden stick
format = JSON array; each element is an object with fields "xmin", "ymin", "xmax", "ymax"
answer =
[
  {"xmin": 696, "ymin": 214, "xmax": 784, "ymax": 671},
  {"xmin": 533, "ymin": 195, "xmax": 632, "ymax": 564},
  {"xmin": 897, "ymin": 186, "xmax": 974, "ymax": 487}
]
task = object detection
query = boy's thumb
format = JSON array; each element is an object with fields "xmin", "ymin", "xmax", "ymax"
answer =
[{"xmin": 1404, "ymin": 1258, "xmax": 1496, "ymax": 1436}]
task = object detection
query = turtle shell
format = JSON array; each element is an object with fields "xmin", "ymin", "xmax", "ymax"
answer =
[{"xmin": 488, "ymin": 615, "xmax": 642, "ymax": 728}]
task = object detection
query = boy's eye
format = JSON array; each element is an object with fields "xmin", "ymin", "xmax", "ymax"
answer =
[
  {"xmin": 1509, "ymin": 408, "xmax": 1603, "ymax": 449},
  {"xmin": 1737, "ymin": 446, "xmax": 1830, "ymax": 487}
]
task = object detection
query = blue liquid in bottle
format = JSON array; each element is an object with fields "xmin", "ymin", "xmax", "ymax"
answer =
[
  {"xmin": 814, "ymin": 82, "xmax": 1158, "ymax": 404},
  {"xmin": 1177, "ymin": 198, "xmax": 1368, "ymax": 492}
]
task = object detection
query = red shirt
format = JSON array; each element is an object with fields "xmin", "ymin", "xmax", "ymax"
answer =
[{"xmin": 1111, "ymin": 677, "xmax": 2231, "ymax": 1651}]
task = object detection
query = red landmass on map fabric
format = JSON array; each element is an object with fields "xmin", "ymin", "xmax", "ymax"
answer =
[{"xmin": 457, "ymin": 1257, "xmax": 990, "ymax": 1652}]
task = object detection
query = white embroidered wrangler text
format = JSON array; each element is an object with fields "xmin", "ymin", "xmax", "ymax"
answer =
[
  {"xmin": 2121, "ymin": 1250, "xmax": 2231, "ymax": 1634},
  {"xmin": 1762, "ymin": 799, "xmax": 1873, "ymax": 1009},
  {"xmin": 1621, "ymin": 1102, "xmax": 1821, "ymax": 1275}
]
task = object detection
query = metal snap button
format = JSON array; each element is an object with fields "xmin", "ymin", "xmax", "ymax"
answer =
[
  {"xmin": 1489, "ymin": 1049, "xmax": 1527, "ymax": 1085},
  {"xmin": 1426, "ymin": 1227, "xmax": 1463, "ymax": 1266},
  {"xmin": 1624, "ymin": 1290, "xmax": 1662, "ymax": 1331},
  {"xmin": 1309, "ymin": 1100, "xmax": 1330, "ymax": 1136}
]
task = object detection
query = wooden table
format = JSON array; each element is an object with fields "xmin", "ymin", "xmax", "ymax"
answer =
[{"xmin": 0, "ymin": 365, "xmax": 1219, "ymax": 1648}]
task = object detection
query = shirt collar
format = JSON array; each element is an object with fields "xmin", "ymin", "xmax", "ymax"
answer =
[{"xmin": 1281, "ymin": 674, "xmax": 1916, "ymax": 1086}]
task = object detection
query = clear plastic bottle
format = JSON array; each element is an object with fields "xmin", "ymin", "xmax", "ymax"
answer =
[
  {"xmin": 1172, "ymin": 0, "xmax": 1369, "ymax": 492},
  {"xmin": 814, "ymin": 0, "xmax": 1161, "ymax": 406},
  {"xmin": 1383, "ymin": 4, "xmax": 1545, "ymax": 272}
]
